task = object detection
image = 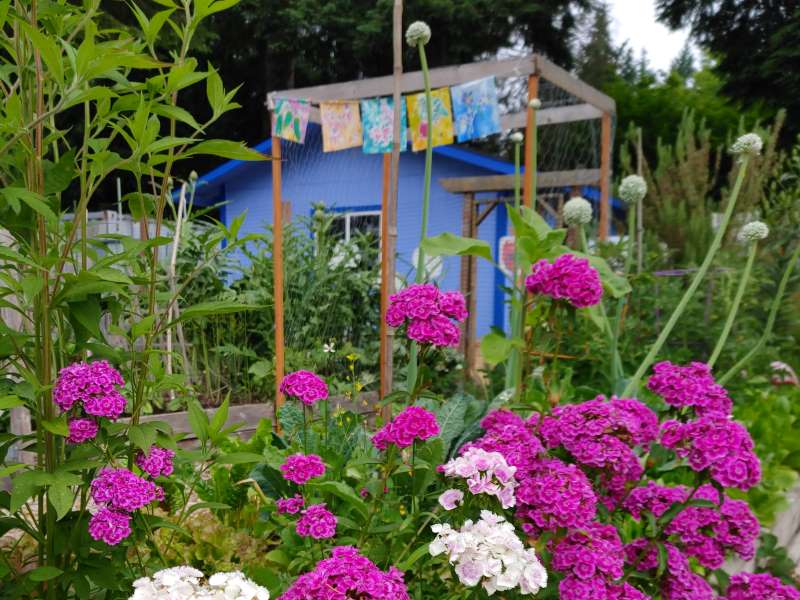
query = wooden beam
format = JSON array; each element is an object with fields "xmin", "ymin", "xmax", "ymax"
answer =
[
  {"xmin": 599, "ymin": 112, "xmax": 612, "ymax": 240},
  {"xmin": 269, "ymin": 56, "xmax": 537, "ymax": 105},
  {"xmin": 440, "ymin": 168, "xmax": 602, "ymax": 193},
  {"xmin": 271, "ymin": 127, "xmax": 285, "ymax": 425},
  {"xmin": 535, "ymin": 54, "xmax": 616, "ymax": 113}
]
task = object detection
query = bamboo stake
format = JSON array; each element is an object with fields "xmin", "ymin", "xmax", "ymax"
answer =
[
  {"xmin": 599, "ymin": 112, "xmax": 612, "ymax": 240},
  {"xmin": 271, "ymin": 120, "xmax": 285, "ymax": 422}
]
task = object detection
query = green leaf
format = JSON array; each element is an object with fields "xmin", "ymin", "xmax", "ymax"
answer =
[
  {"xmin": 44, "ymin": 150, "xmax": 76, "ymax": 195},
  {"xmin": 184, "ymin": 140, "xmax": 270, "ymax": 161},
  {"xmin": 131, "ymin": 315, "xmax": 156, "ymax": 340},
  {"xmin": 396, "ymin": 543, "xmax": 431, "ymax": 571},
  {"xmin": 421, "ymin": 233, "xmax": 493, "ymax": 261},
  {"xmin": 10, "ymin": 470, "xmax": 51, "ymax": 513},
  {"xmin": 179, "ymin": 301, "xmax": 260, "ymax": 321},
  {"xmin": 41, "ymin": 417, "xmax": 69, "ymax": 437},
  {"xmin": 129, "ymin": 424, "xmax": 157, "ymax": 451},
  {"xmin": 434, "ymin": 395, "xmax": 469, "ymax": 452},
  {"xmin": 216, "ymin": 452, "xmax": 264, "ymax": 465},
  {"xmin": 28, "ymin": 566, "xmax": 63, "ymax": 582},
  {"xmin": 209, "ymin": 396, "xmax": 229, "ymax": 435},
  {"xmin": 187, "ymin": 399, "xmax": 209, "ymax": 442},
  {"xmin": 48, "ymin": 482, "xmax": 73, "ymax": 520},
  {"xmin": 151, "ymin": 103, "xmax": 203, "ymax": 131},
  {"xmin": 309, "ymin": 480, "xmax": 369, "ymax": 521},
  {"xmin": 185, "ymin": 501, "xmax": 231, "ymax": 515},
  {"xmin": 0, "ymin": 395, "xmax": 24, "ymax": 409},
  {"xmin": 67, "ymin": 298, "xmax": 103, "ymax": 340},
  {"xmin": 0, "ymin": 188, "xmax": 57, "ymax": 222},
  {"xmin": 19, "ymin": 23, "xmax": 63, "ymax": 82},
  {"xmin": 0, "ymin": 464, "xmax": 26, "ymax": 478},
  {"xmin": 480, "ymin": 331, "xmax": 513, "ymax": 366}
]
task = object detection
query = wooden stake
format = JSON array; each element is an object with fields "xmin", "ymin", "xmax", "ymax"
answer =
[
  {"xmin": 599, "ymin": 112, "xmax": 612, "ymax": 240},
  {"xmin": 380, "ymin": 153, "xmax": 392, "ymax": 400},
  {"xmin": 271, "ymin": 124, "xmax": 285, "ymax": 422},
  {"xmin": 523, "ymin": 74, "xmax": 539, "ymax": 209}
]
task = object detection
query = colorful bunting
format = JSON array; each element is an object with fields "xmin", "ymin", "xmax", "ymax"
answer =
[
  {"xmin": 406, "ymin": 87, "xmax": 455, "ymax": 151},
  {"xmin": 360, "ymin": 97, "xmax": 408, "ymax": 154},
  {"xmin": 272, "ymin": 98, "xmax": 311, "ymax": 143},
  {"xmin": 450, "ymin": 77, "xmax": 502, "ymax": 142},
  {"xmin": 320, "ymin": 101, "xmax": 362, "ymax": 152}
]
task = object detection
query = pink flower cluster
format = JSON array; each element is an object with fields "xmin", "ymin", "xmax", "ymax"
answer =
[
  {"xmin": 625, "ymin": 538, "xmax": 715, "ymax": 600},
  {"xmin": 725, "ymin": 573, "xmax": 800, "ymax": 600},
  {"xmin": 385, "ymin": 284, "xmax": 466, "ymax": 347},
  {"xmin": 88, "ymin": 467, "xmax": 163, "ymax": 545},
  {"xmin": 540, "ymin": 396, "xmax": 657, "ymax": 506},
  {"xmin": 549, "ymin": 523, "xmax": 628, "ymax": 598},
  {"xmin": 135, "ymin": 446, "xmax": 175, "ymax": 479},
  {"xmin": 622, "ymin": 481, "xmax": 690, "ymax": 520},
  {"xmin": 647, "ymin": 361, "xmax": 732, "ymax": 416},
  {"xmin": 660, "ymin": 417, "xmax": 761, "ymax": 490},
  {"xmin": 278, "ymin": 545, "xmax": 410, "ymax": 600},
  {"xmin": 280, "ymin": 370, "xmax": 329, "ymax": 406},
  {"xmin": 515, "ymin": 457, "xmax": 597, "ymax": 536},
  {"xmin": 296, "ymin": 503, "xmax": 337, "ymax": 539},
  {"xmin": 665, "ymin": 484, "xmax": 759, "ymax": 569},
  {"xmin": 276, "ymin": 494, "xmax": 305, "ymax": 515},
  {"xmin": 280, "ymin": 453, "xmax": 326, "ymax": 485},
  {"xmin": 54, "ymin": 361, "xmax": 127, "ymax": 444},
  {"xmin": 524, "ymin": 253, "xmax": 603, "ymax": 308},
  {"xmin": 463, "ymin": 409, "xmax": 544, "ymax": 473},
  {"xmin": 371, "ymin": 405, "xmax": 440, "ymax": 451},
  {"xmin": 440, "ymin": 447, "xmax": 517, "ymax": 509}
]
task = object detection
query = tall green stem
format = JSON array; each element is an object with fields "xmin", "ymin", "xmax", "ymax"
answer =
[
  {"xmin": 407, "ymin": 42, "xmax": 434, "ymax": 394},
  {"xmin": 708, "ymin": 242, "xmax": 757, "ymax": 368},
  {"xmin": 623, "ymin": 157, "xmax": 751, "ymax": 396},
  {"xmin": 610, "ymin": 207, "xmax": 637, "ymax": 383},
  {"xmin": 719, "ymin": 241, "xmax": 800, "ymax": 385}
]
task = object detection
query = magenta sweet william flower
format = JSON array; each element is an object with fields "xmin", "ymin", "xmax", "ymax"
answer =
[
  {"xmin": 53, "ymin": 360, "xmax": 126, "ymax": 419},
  {"xmin": 371, "ymin": 405, "xmax": 440, "ymax": 451},
  {"xmin": 647, "ymin": 361, "xmax": 732, "ymax": 417},
  {"xmin": 135, "ymin": 445, "xmax": 175, "ymax": 479},
  {"xmin": 295, "ymin": 503, "xmax": 337, "ymax": 539},
  {"xmin": 622, "ymin": 482, "xmax": 690, "ymax": 520},
  {"xmin": 385, "ymin": 284, "xmax": 467, "ymax": 348},
  {"xmin": 280, "ymin": 453, "xmax": 326, "ymax": 485},
  {"xmin": 550, "ymin": 523, "xmax": 625, "ymax": 595},
  {"xmin": 725, "ymin": 572, "xmax": 800, "ymax": 600},
  {"xmin": 90, "ymin": 467, "xmax": 162, "ymax": 513},
  {"xmin": 67, "ymin": 418, "xmax": 99, "ymax": 444},
  {"xmin": 88, "ymin": 508, "xmax": 131, "ymax": 545},
  {"xmin": 525, "ymin": 253, "xmax": 603, "ymax": 308},
  {"xmin": 462, "ymin": 409, "xmax": 545, "ymax": 473},
  {"xmin": 624, "ymin": 538, "xmax": 713, "ymax": 600},
  {"xmin": 660, "ymin": 417, "xmax": 761, "ymax": 490},
  {"xmin": 276, "ymin": 494, "xmax": 305, "ymax": 515},
  {"xmin": 278, "ymin": 545, "xmax": 410, "ymax": 600},
  {"xmin": 280, "ymin": 370, "xmax": 328, "ymax": 406}
]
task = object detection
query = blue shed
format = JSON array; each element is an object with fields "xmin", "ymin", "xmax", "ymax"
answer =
[{"xmin": 191, "ymin": 124, "xmax": 624, "ymax": 339}]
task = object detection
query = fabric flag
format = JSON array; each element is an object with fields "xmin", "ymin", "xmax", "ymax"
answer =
[
  {"xmin": 360, "ymin": 97, "xmax": 408, "ymax": 154},
  {"xmin": 272, "ymin": 98, "xmax": 311, "ymax": 143},
  {"xmin": 406, "ymin": 87, "xmax": 455, "ymax": 151},
  {"xmin": 320, "ymin": 101, "xmax": 362, "ymax": 152},
  {"xmin": 450, "ymin": 77, "xmax": 502, "ymax": 142}
]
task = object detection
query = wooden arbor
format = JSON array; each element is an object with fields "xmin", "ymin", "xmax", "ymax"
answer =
[{"xmin": 266, "ymin": 53, "xmax": 616, "ymax": 411}]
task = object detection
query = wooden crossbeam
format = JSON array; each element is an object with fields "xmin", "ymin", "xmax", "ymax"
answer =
[
  {"xmin": 269, "ymin": 54, "xmax": 616, "ymax": 115},
  {"xmin": 439, "ymin": 169, "xmax": 601, "ymax": 193}
]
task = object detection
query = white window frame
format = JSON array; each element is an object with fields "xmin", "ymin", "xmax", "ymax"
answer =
[{"xmin": 331, "ymin": 209, "xmax": 382, "ymax": 243}]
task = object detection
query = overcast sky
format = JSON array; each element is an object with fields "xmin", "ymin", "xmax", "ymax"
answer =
[{"xmin": 607, "ymin": 0, "xmax": 693, "ymax": 73}]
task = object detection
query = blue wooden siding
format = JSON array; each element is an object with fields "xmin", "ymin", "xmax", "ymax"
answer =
[{"xmin": 217, "ymin": 126, "xmax": 504, "ymax": 337}]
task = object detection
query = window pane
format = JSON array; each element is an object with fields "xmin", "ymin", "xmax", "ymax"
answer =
[
  {"xmin": 349, "ymin": 214, "xmax": 380, "ymax": 241},
  {"xmin": 328, "ymin": 215, "xmax": 347, "ymax": 240}
]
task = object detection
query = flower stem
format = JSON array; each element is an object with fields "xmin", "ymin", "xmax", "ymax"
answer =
[
  {"xmin": 623, "ymin": 156, "xmax": 751, "ymax": 397},
  {"xmin": 303, "ymin": 404, "xmax": 308, "ymax": 454},
  {"xmin": 708, "ymin": 241, "xmax": 757, "ymax": 368},
  {"xmin": 506, "ymin": 142, "xmax": 523, "ymax": 394},
  {"xmin": 719, "ymin": 240, "xmax": 800, "ymax": 385},
  {"xmin": 610, "ymin": 207, "xmax": 637, "ymax": 383}
]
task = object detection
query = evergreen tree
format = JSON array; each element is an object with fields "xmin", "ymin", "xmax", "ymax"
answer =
[
  {"xmin": 670, "ymin": 42, "xmax": 695, "ymax": 80},
  {"xmin": 576, "ymin": 2, "xmax": 618, "ymax": 89}
]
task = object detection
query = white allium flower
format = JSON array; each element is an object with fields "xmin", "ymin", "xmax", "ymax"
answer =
[
  {"xmin": 509, "ymin": 132, "xmax": 524, "ymax": 144},
  {"xmin": 405, "ymin": 21, "xmax": 431, "ymax": 46},
  {"xmin": 562, "ymin": 196, "xmax": 593, "ymax": 226},
  {"xmin": 430, "ymin": 511, "xmax": 548, "ymax": 596},
  {"xmin": 529, "ymin": 98, "xmax": 542, "ymax": 109},
  {"xmin": 738, "ymin": 220, "xmax": 769, "ymax": 243},
  {"xmin": 730, "ymin": 133, "xmax": 763, "ymax": 157},
  {"xmin": 618, "ymin": 174, "xmax": 647, "ymax": 204}
]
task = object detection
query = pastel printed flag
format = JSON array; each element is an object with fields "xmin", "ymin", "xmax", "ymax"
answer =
[
  {"xmin": 406, "ymin": 87, "xmax": 455, "ymax": 151},
  {"xmin": 450, "ymin": 77, "xmax": 502, "ymax": 142},
  {"xmin": 273, "ymin": 98, "xmax": 311, "ymax": 143},
  {"xmin": 360, "ymin": 97, "xmax": 408, "ymax": 154},
  {"xmin": 320, "ymin": 101, "xmax": 362, "ymax": 152}
]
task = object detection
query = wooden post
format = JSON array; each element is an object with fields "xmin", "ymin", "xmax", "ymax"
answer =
[
  {"xmin": 599, "ymin": 112, "xmax": 612, "ymax": 240},
  {"xmin": 271, "ymin": 125, "xmax": 285, "ymax": 420},
  {"xmin": 380, "ymin": 153, "xmax": 393, "ymax": 400},
  {"xmin": 458, "ymin": 193, "xmax": 478, "ymax": 378},
  {"xmin": 523, "ymin": 74, "xmax": 539, "ymax": 209}
]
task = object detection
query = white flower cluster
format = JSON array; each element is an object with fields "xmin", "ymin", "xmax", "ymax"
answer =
[
  {"xmin": 440, "ymin": 447, "xmax": 518, "ymax": 509},
  {"xmin": 130, "ymin": 567, "xmax": 269, "ymax": 600},
  {"xmin": 405, "ymin": 21, "xmax": 431, "ymax": 46},
  {"xmin": 430, "ymin": 511, "xmax": 547, "ymax": 596},
  {"xmin": 738, "ymin": 220, "xmax": 769, "ymax": 243},
  {"xmin": 618, "ymin": 174, "xmax": 647, "ymax": 204},
  {"xmin": 730, "ymin": 132, "xmax": 763, "ymax": 157},
  {"xmin": 562, "ymin": 197, "xmax": 593, "ymax": 226}
]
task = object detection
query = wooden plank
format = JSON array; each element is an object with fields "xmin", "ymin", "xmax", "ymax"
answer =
[
  {"xmin": 269, "ymin": 56, "xmax": 537, "ymax": 105},
  {"xmin": 599, "ymin": 112, "xmax": 612, "ymax": 240},
  {"xmin": 440, "ymin": 169, "xmax": 601, "ymax": 193},
  {"xmin": 535, "ymin": 54, "xmax": 616, "ymax": 113}
]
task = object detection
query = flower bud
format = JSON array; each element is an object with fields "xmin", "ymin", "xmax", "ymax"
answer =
[{"xmin": 738, "ymin": 221, "xmax": 769, "ymax": 243}]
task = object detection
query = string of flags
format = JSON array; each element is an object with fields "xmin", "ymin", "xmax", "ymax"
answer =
[{"xmin": 271, "ymin": 76, "xmax": 503, "ymax": 153}]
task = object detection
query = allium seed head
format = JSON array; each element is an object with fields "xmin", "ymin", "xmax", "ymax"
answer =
[
  {"xmin": 738, "ymin": 221, "xmax": 769, "ymax": 243},
  {"xmin": 619, "ymin": 175, "xmax": 647, "ymax": 204},
  {"xmin": 405, "ymin": 21, "xmax": 431, "ymax": 47},
  {"xmin": 730, "ymin": 133, "xmax": 763, "ymax": 157},
  {"xmin": 509, "ymin": 131, "xmax": 524, "ymax": 144},
  {"xmin": 562, "ymin": 196, "xmax": 593, "ymax": 226}
]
